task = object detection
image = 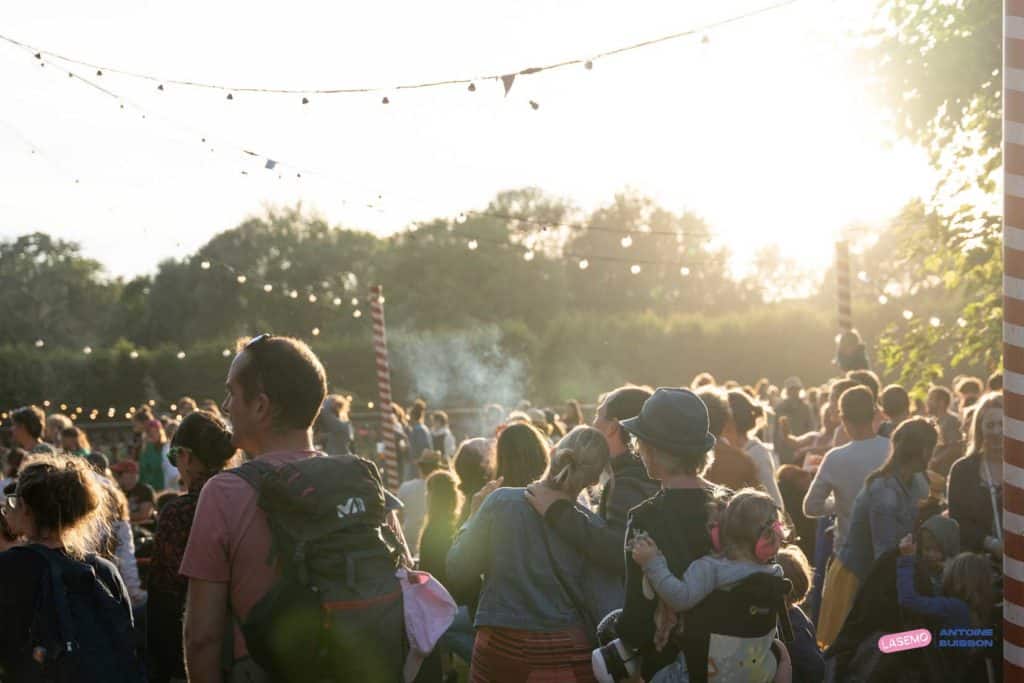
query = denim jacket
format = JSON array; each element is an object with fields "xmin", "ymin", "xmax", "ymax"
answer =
[
  {"xmin": 446, "ymin": 487, "xmax": 591, "ymax": 632},
  {"xmin": 839, "ymin": 473, "xmax": 928, "ymax": 580}
]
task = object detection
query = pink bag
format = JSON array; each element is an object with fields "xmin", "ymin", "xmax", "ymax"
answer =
[{"xmin": 398, "ymin": 567, "xmax": 457, "ymax": 682}]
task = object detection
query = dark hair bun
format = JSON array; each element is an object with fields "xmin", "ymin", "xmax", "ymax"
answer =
[{"xmin": 173, "ymin": 410, "xmax": 235, "ymax": 470}]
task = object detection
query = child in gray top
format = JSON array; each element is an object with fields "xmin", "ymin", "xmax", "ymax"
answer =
[{"xmin": 631, "ymin": 489, "xmax": 785, "ymax": 683}]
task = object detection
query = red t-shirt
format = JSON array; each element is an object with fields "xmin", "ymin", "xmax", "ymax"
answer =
[{"xmin": 179, "ymin": 450, "xmax": 315, "ymax": 659}]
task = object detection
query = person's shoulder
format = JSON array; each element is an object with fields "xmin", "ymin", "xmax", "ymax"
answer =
[
  {"xmin": 157, "ymin": 491, "xmax": 195, "ymax": 522},
  {"xmin": 487, "ymin": 486, "xmax": 525, "ymax": 504},
  {"xmin": 947, "ymin": 451, "xmax": 977, "ymax": 478}
]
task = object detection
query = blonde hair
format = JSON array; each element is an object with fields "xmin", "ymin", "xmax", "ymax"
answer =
[
  {"xmin": 777, "ymin": 545, "xmax": 812, "ymax": 604},
  {"xmin": 15, "ymin": 454, "xmax": 109, "ymax": 558},
  {"xmin": 942, "ymin": 552, "xmax": 993, "ymax": 627},
  {"xmin": 720, "ymin": 488, "xmax": 782, "ymax": 562},
  {"xmin": 544, "ymin": 426, "xmax": 610, "ymax": 492}
]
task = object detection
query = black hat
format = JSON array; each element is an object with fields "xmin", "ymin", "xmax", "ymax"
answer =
[{"xmin": 620, "ymin": 387, "xmax": 716, "ymax": 455}]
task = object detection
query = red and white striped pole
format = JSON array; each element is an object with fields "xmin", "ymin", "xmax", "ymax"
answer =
[
  {"xmin": 369, "ymin": 285, "xmax": 400, "ymax": 491},
  {"xmin": 835, "ymin": 240, "xmax": 853, "ymax": 332},
  {"xmin": 1005, "ymin": 4, "xmax": 1024, "ymax": 677}
]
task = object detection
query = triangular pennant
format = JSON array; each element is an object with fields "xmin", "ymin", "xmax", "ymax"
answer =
[
  {"xmin": 265, "ymin": 159, "xmax": 277, "ymax": 170},
  {"xmin": 501, "ymin": 74, "xmax": 516, "ymax": 96}
]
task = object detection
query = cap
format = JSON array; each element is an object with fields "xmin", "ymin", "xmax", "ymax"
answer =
[
  {"xmin": 620, "ymin": 387, "xmax": 716, "ymax": 455},
  {"xmin": 111, "ymin": 460, "xmax": 139, "ymax": 474}
]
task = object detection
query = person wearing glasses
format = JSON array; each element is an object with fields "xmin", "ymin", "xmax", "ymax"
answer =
[
  {"xmin": 147, "ymin": 410, "xmax": 237, "ymax": 683},
  {"xmin": 179, "ymin": 334, "xmax": 328, "ymax": 682},
  {"xmin": 0, "ymin": 454, "xmax": 143, "ymax": 681}
]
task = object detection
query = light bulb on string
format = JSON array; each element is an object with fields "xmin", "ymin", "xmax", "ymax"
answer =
[
  {"xmin": 200, "ymin": 261, "xmax": 211, "ymax": 270},
  {"xmin": 222, "ymin": 348, "xmax": 232, "ymax": 357},
  {"xmin": 333, "ymin": 297, "xmax": 342, "ymax": 306},
  {"xmin": 60, "ymin": 403, "xmax": 68, "ymax": 411},
  {"xmin": 43, "ymin": 400, "xmax": 51, "ymax": 407},
  {"xmin": 468, "ymin": 240, "xmax": 479, "ymax": 251},
  {"xmin": 857, "ymin": 271, "xmax": 869, "ymax": 283},
  {"xmin": 456, "ymin": 213, "xmax": 467, "ymax": 224},
  {"xmin": 290, "ymin": 290, "xmax": 299, "ymax": 299},
  {"xmin": 353, "ymin": 310, "xmax": 363, "ymax": 319},
  {"xmin": 129, "ymin": 350, "xmax": 139, "ymax": 359},
  {"xmin": 351, "ymin": 298, "xmax": 360, "ymax": 306},
  {"xmin": 878, "ymin": 295, "xmax": 888, "ymax": 305},
  {"xmin": 902, "ymin": 310, "xmax": 913, "ymax": 320},
  {"xmin": 957, "ymin": 317, "xmax": 967, "ymax": 328},
  {"xmin": 75, "ymin": 407, "xmax": 83, "ymax": 414},
  {"xmin": 620, "ymin": 235, "xmax": 633, "ymax": 248},
  {"xmin": 34, "ymin": 339, "xmax": 44, "ymax": 348},
  {"xmin": 176, "ymin": 351, "xmax": 186, "ymax": 359},
  {"xmin": 367, "ymin": 402, "xmax": 375, "ymax": 409},
  {"xmin": 680, "ymin": 267, "xmax": 691, "ymax": 277},
  {"xmin": 630, "ymin": 264, "xmax": 642, "ymax": 275},
  {"xmin": 83, "ymin": 346, "xmax": 92, "ymax": 355},
  {"xmin": 236, "ymin": 275, "xmax": 247, "ymax": 284},
  {"xmin": 264, "ymin": 284, "xmax": 273, "ymax": 293},
  {"xmin": 312, "ymin": 327, "xmax": 320, "ymax": 336},
  {"xmin": 929, "ymin": 317, "xmax": 941, "ymax": 327},
  {"xmin": 308, "ymin": 294, "xmax": 318, "ymax": 303},
  {"xmin": 578, "ymin": 259, "xmax": 589, "ymax": 270},
  {"xmin": 523, "ymin": 250, "xmax": 535, "ymax": 262},
  {"xmin": 169, "ymin": 404, "xmax": 177, "ymax": 412},
  {"xmin": 147, "ymin": 400, "xmax": 156, "ymax": 407}
]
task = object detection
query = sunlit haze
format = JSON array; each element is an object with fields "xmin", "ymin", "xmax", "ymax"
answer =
[{"xmin": 0, "ymin": 0, "xmax": 933, "ymax": 282}]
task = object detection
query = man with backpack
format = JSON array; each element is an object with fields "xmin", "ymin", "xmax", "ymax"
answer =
[{"xmin": 181, "ymin": 334, "xmax": 406, "ymax": 683}]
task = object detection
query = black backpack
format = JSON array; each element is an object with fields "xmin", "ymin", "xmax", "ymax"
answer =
[
  {"xmin": 15, "ymin": 544, "xmax": 144, "ymax": 683},
  {"xmin": 230, "ymin": 454, "xmax": 406, "ymax": 683},
  {"xmin": 678, "ymin": 572, "xmax": 794, "ymax": 683}
]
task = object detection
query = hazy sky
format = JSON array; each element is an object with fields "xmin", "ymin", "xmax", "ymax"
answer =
[{"xmin": 0, "ymin": 0, "xmax": 932, "ymax": 281}]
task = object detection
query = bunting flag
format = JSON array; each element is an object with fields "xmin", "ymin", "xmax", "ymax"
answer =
[{"xmin": 501, "ymin": 74, "xmax": 516, "ymax": 96}]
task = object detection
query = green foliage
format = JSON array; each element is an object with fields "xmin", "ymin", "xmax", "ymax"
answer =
[{"xmin": 865, "ymin": 0, "xmax": 1002, "ymax": 380}]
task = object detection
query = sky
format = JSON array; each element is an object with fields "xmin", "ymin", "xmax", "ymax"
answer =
[{"xmin": 0, "ymin": 0, "xmax": 933, "ymax": 282}]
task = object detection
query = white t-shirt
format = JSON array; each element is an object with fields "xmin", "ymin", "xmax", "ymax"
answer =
[
  {"xmin": 397, "ymin": 478, "xmax": 428, "ymax": 555},
  {"xmin": 744, "ymin": 437, "xmax": 784, "ymax": 511},
  {"xmin": 802, "ymin": 435, "xmax": 891, "ymax": 552}
]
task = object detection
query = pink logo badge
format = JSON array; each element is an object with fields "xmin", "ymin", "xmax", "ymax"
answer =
[{"xmin": 878, "ymin": 629, "xmax": 932, "ymax": 654}]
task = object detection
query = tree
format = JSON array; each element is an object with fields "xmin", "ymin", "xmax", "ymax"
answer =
[{"xmin": 865, "ymin": 0, "xmax": 1002, "ymax": 383}]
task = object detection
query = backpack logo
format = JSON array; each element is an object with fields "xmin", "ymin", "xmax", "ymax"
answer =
[{"xmin": 337, "ymin": 497, "xmax": 366, "ymax": 518}]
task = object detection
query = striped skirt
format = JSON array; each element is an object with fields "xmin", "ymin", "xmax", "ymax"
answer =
[{"xmin": 470, "ymin": 625, "xmax": 597, "ymax": 683}]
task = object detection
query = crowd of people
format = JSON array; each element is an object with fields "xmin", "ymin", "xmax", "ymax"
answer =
[{"xmin": 0, "ymin": 329, "xmax": 1007, "ymax": 682}]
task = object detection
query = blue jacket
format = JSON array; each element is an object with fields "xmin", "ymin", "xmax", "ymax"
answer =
[
  {"xmin": 788, "ymin": 605, "xmax": 824, "ymax": 683},
  {"xmin": 896, "ymin": 556, "xmax": 971, "ymax": 626},
  {"xmin": 446, "ymin": 487, "xmax": 592, "ymax": 632},
  {"xmin": 839, "ymin": 473, "xmax": 928, "ymax": 580}
]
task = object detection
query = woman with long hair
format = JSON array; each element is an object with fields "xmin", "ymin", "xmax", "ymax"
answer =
[
  {"xmin": 448, "ymin": 426, "xmax": 611, "ymax": 682},
  {"xmin": 0, "ymin": 455, "xmax": 144, "ymax": 681},
  {"xmin": 453, "ymin": 438, "xmax": 494, "ymax": 526},
  {"xmin": 948, "ymin": 392, "xmax": 1005, "ymax": 556},
  {"xmin": 494, "ymin": 422, "xmax": 550, "ymax": 488},
  {"xmin": 147, "ymin": 411, "xmax": 237, "ymax": 683},
  {"xmin": 837, "ymin": 417, "xmax": 936, "ymax": 584}
]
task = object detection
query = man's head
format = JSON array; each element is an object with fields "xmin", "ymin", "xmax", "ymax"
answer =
[
  {"xmin": 409, "ymin": 399, "xmax": 427, "ymax": 423},
  {"xmin": 111, "ymin": 460, "xmax": 140, "ymax": 491},
  {"xmin": 45, "ymin": 413, "xmax": 73, "ymax": 444},
  {"xmin": 696, "ymin": 387, "xmax": 731, "ymax": 438},
  {"xmin": 880, "ymin": 384, "xmax": 911, "ymax": 422},
  {"xmin": 955, "ymin": 377, "xmax": 984, "ymax": 407},
  {"xmin": 988, "ymin": 372, "xmax": 1003, "ymax": 393},
  {"xmin": 783, "ymin": 376, "xmax": 802, "ymax": 400},
  {"xmin": 222, "ymin": 335, "xmax": 327, "ymax": 453},
  {"xmin": 10, "ymin": 406, "xmax": 45, "ymax": 448},
  {"xmin": 131, "ymin": 408, "xmax": 154, "ymax": 434},
  {"xmin": 593, "ymin": 385, "xmax": 653, "ymax": 455},
  {"xmin": 839, "ymin": 386, "xmax": 876, "ymax": 435},
  {"xmin": 926, "ymin": 386, "xmax": 953, "ymax": 417},
  {"xmin": 178, "ymin": 396, "xmax": 198, "ymax": 416},
  {"xmin": 431, "ymin": 411, "xmax": 449, "ymax": 430},
  {"xmin": 846, "ymin": 370, "xmax": 881, "ymax": 403}
]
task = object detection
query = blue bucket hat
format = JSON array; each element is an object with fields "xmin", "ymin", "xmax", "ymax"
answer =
[{"xmin": 620, "ymin": 387, "xmax": 716, "ymax": 455}]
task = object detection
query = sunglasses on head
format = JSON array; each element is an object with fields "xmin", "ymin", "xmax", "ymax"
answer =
[{"xmin": 167, "ymin": 445, "xmax": 190, "ymax": 468}]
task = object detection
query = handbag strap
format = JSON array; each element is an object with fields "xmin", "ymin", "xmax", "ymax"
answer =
[{"xmin": 538, "ymin": 525, "xmax": 597, "ymax": 640}]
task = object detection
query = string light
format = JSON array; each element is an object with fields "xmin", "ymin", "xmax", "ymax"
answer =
[
  {"xmin": 857, "ymin": 271, "xmax": 868, "ymax": 283},
  {"xmin": 353, "ymin": 310, "xmax": 363, "ymax": 318},
  {"xmin": 147, "ymin": 400, "xmax": 156, "ymax": 406},
  {"xmin": 83, "ymin": 346, "xmax": 92, "ymax": 355},
  {"xmin": 60, "ymin": 403, "xmax": 68, "ymax": 411},
  {"xmin": 34, "ymin": 339, "xmax": 44, "ymax": 348},
  {"xmin": 308, "ymin": 294, "xmax": 318, "ymax": 303},
  {"xmin": 620, "ymin": 235, "xmax": 633, "ymax": 248},
  {"xmin": 263, "ymin": 284, "xmax": 273, "ymax": 293},
  {"xmin": 680, "ymin": 266, "xmax": 691, "ymax": 276},
  {"xmin": 468, "ymin": 239, "xmax": 479, "ymax": 251},
  {"xmin": 579, "ymin": 259, "xmax": 589, "ymax": 270},
  {"xmin": 523, "ymin": 250, "xmax": 535, "ymax": 261},
  {"xmin": 236, "ymin": 275, "xmax": 247, "ymax": 284},
  {"xmin": 367, "ymin": 401, "xmax": 375, "ymax": 409},
  {"xmin": 75, "ymin": 406, "xmax": 83, "ymax": 414},
  {"xmin": 290, "ymin": 290, "xmax": 299, "ymax": 299},
  {"xmin": 200, "ymin": 261, "xmax": 211, "ymax": 270},
  {"xmin": 902, "ymin": 310, "xmax": 913, "ymax": 320},
  {"xmin": 333, "ymin": 297, "xmax": 342, "ymax": 306},
  {"xmin": 43, "ymin": 400, "xmax": 51, "ymax": 407},
  {"xmin": 878, "ymin": 295, "xmax": 888, "ymax": 304},
  {"xmin": 312, "ymin": 327, "xmax": 321, "ymax": 336},
  {"xmin": 129, "ymin": 350, "xmax": 139, "ymax": 359},
  {"xmin": 929, "ymin": 317, "xmax": 941, "ymax": 327},
  {"xmin": 169, "ymin": 403, "xmax": 178, "ymax": 411},
  {"xmin": 351, "ymin": 298, "xmax": 359, "ymax": 306},
  {"xmin": 630, "ymin": 264, "xmax": 642, "ymax": 275},
  {"xmin": 222, "ymin": 348, "xmax": 231, "ymax": 357},
  {"xmin": 957, "ymin": 317, "xmax": 967, "ymax": 328},
  {"xmin": 176, "ymin": 351, "xmax": 186, "ymax": 359}
]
